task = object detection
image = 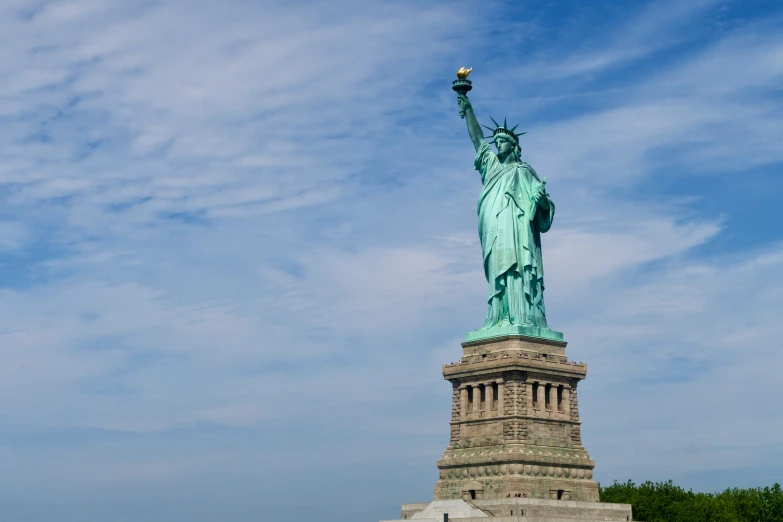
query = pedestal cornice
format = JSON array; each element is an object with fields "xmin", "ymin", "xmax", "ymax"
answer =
[{"xmin": 443, "ymin": 351, "xmax": 587, "ymax": 380}]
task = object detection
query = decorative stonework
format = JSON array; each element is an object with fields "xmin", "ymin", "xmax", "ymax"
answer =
[
  {"xmin": 503, "ymin": 380, "xmax": 519, "ymax": 416},
  {"xmin": 569, "ymin": 381, "xmax": 583, "ymax": 447},
  {"xmin": 443, "ymin": 464, "xmax": 594, "ymax": 479},
  {"xmin": 519, "ymin": 378, "xmax": 527, "ymax": 415},
  {"xmin": 452, "ymin": 383, "xmax": 461, "ymax": 420},
  {"xmin": 569, "ymin": 381, "xmax": 579, "ymax": 421}
]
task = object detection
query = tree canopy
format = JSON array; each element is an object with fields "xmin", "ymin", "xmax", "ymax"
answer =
[{"xmin": 599, "ymin": 480, "xmax": 783, "ymax": 522}]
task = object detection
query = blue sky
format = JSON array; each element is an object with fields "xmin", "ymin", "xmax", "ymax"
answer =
[{"xmin": 1, "ymin": 0, "xmax": 782, "ymax": 521}]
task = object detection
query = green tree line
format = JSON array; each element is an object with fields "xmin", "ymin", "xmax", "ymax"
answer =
[{"xmin": 599, "ymin": 480, "xmax": 783, "ymax": 522}]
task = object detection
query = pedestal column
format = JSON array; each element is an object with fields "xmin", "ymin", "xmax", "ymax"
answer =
[
  {"xmin": 526, "ymin": 381, "xmax": 534, "ymax": 413},
  {"xmin": 486, "ymin": 382, "xmax": 494, "ymax": 413},
  {"xmin": 549, "ymin": 384, "xmax": 558, "ymax": 415},
  {"xmin": 497, "ymin": 379, "xmax": 504, "ymax": 416},
  {"xmin": 460, "ymin": 385, "xmax": 468, "ymax": 420}
]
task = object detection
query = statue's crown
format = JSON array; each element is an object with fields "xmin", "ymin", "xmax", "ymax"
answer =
[{"xmin": 482, "ymin": 117, "xmax": 526, "ymax": 144}]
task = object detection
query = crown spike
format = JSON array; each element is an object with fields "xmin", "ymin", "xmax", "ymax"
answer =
[{"xmin": 484, "ymin": 116, "xmax": 526, "ymax": 145}]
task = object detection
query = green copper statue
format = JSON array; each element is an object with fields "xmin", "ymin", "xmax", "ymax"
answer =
[{"xmin": 453, "ymin": 69, "xmax": 560, "ymax": 341}]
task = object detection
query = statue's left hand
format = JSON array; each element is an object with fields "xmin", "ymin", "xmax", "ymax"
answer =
[{"xmin": 534, "ymin": 185, "xmax": 550, "ymax": 209}]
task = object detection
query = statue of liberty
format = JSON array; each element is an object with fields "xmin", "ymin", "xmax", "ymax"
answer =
[{"xmin": 454, "ymin": 71, "xmax": 558, "ymax": 339}]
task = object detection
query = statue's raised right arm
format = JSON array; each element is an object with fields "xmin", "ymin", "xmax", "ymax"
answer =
[{"xmin": 457, "ymin": 93, "xmax": 484, "ymax": 152}]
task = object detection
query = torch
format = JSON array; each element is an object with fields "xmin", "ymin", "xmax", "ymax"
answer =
[{"xmin": 452, "ymin": 67, "xmax": 473, "ymax": 118}]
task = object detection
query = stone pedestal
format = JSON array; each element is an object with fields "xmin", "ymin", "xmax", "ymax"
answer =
[
  {"xmin": 434, "ymin": 335, "xmax": 597, "ymax": 502},
  {"xmin": 381, "ymin": 334, "xmax": 634, "ymax": 521}
]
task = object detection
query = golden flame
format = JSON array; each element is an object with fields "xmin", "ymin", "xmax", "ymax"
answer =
[{"xmin": 456, "ymin": 67, "xmax": 473, "ymax": 80}]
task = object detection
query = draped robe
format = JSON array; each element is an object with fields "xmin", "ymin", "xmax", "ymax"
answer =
[{"xmin": 474, "ymin": 141, "xmax": 555, "ymax": 329}]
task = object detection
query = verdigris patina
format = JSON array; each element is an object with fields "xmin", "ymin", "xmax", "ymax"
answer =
[{"xmin": 454, "ymin": 69, "xmax": 561, "ymax": 342}]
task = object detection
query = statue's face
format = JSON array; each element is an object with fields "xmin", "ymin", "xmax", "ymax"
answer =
[{"xmin": 495, "ymin": 136, "xmax": 515, "ymax": 158}]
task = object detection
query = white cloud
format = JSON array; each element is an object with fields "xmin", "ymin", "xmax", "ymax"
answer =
[{"xmin": 546, "ymin": 214, "xmax": 721, "ymax": 291}]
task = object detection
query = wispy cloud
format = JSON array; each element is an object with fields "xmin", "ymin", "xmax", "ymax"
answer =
[{"xmin": 535, "ymin": 0, "xmax": 728, "ymax": 78}]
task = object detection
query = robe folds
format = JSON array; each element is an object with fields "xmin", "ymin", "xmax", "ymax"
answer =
[{"xmin": 474, "ymin": 141, "xmax": 555, "ymax": 329}]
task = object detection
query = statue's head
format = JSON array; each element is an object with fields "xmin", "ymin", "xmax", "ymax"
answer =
[
  {"xmin": 494, "ymin": 134, "xmax": 521, "ymax": 162},
  {"xmin": 483, "ymin": 117, "xmax": 525, "ymax": 162}
]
